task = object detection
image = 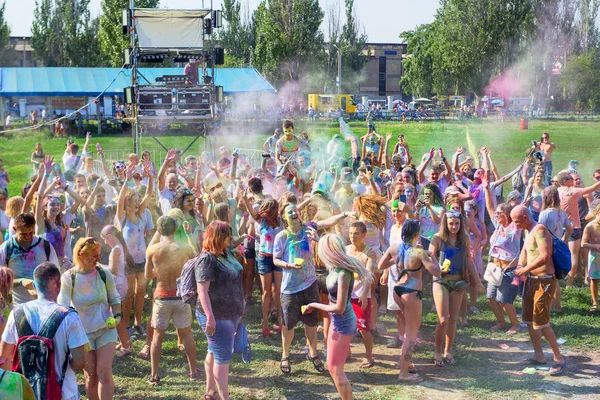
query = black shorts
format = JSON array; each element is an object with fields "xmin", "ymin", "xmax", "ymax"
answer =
[
  {"xmin": 569, "ymin": 228, "xmax": 583, "ymax": 242},
  {"xmin": 125, "ymin": 261, "xmax": 146, "ymax": 275},
  {"xmin": 281, "ymin": 281, "xmax": 319, "ymax": 330}
]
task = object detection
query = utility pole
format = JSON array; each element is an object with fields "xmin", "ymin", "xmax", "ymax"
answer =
[{"xmin": 334, "ymin": 44, "xmax": 341, "ymax": 94}]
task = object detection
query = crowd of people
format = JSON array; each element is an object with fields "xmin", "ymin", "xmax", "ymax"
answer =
[{"xmin": 0, "ymin": 120, "xmax": 597, "ymax": 400}]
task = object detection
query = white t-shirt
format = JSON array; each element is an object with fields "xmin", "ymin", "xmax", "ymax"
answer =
[
  {"xmin": 159, "ymin": 188, "xmax": 175, "ymax": 215},
  {"xmin": 62, "ymin": 153, "xmax": 86, "ymax": 176},
  {"xmin": 0, "ymin": 209, "xmax": 9, "ymax": 231},
  {"xmin": 1, "ymin": 299, "xmax": 89, "ymax": 400},
  {"xmin": 0, "ymin": 236, "xmax": 59, "ymax": 304}
]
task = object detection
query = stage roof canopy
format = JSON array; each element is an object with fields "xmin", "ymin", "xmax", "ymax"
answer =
[{"xmin": 0, "ymin": 67, "xmax": 276, "ymax": 97}]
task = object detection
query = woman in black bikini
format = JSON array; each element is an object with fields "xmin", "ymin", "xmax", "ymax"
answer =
[
  {"xmin": 429, "ymin": 211, "xmax": 484, "ymax": 367},
  {"xmin": 378, "ymin": 219, "xmax": 440, "ymax": 383}
]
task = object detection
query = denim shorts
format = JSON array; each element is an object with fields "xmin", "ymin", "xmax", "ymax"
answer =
[
  {"xmin": 196, "ymin": 311, "xmax": 241, "ymax": 364},
  {"xmin": 330, "ymin": 305, "xmax": 357, "ymax": 336},
  {"xmin": 86, "ymin": 327, "xmax": 118, "ymax": 351},
  {"xmin": 486, "ymin": 272, "xmax": 519, "ymax": 304},
  {"xmin": 569, "ymin": 228, "xmax": 583, "ymax": 242},
  {"xmin": 256, "ymin": 253, "xmax": 282, "ymax": 274}
]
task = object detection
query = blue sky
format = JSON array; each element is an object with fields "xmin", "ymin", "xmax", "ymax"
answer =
[{"xmin": 5, "ymin": 0, "xmax": 439, "ymax": 43}]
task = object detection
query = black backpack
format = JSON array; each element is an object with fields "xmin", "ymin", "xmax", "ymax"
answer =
[
  {"xmin": 11, "ymin": 305, "xmax": 75, "ymax": 400},
  {"xmin": 5, "ymin": 237, "xmax": 52, "ymax": 264}
]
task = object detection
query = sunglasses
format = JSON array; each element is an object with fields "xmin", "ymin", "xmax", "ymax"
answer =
[
  {"xmin": 595, "ymin": 176, "xmax": 600, "ymax": 181},
  {"xmin": 115, "ymin": 164, "xmax": 126, "ymax": 170},
  {"xmin": 446, "ymin": 211, "xmax": 462, "ymax": 218},
  {"xmin": 79, "ymin": 237, "xmax": 98, "ymax": 250}
]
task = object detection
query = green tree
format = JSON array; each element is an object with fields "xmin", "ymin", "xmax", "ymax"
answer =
[
  {"xmin": 98, "ymin": 0, "xmax": 159, "ymax": 67},
  {"xmin": 31, "ymin": 0, "xmax": 101, "ymax": 66},
  {"xmin": 253, "ymin": 0, "xmax": 325, "ymax": 86},
  {"xmin": 0, "ymin": 1, "xmax": 13, "ymax": 66},
  {"xmin": 558, "ymin": 51, "xmax": 600, "ymax": 109},
  {"xmin": 219, "ymin": 0, "xmax": 255, "ymax": 65},
  {"xmin": 339, "ymin": 0, "xmax": 368, "ymax": 93}
]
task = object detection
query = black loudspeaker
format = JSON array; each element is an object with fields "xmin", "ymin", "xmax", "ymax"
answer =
[
  {"xmin": 122, "ymin": 9, "xmax": 130, "ymax": 35},
  {"xmin": 124, "ymin": 87, "xmax": 134, "ymax": 104},
  {"xmin": 204, "ymin": 18, "xmax": 213, "ymax": 35},
  {"xmin": 215, "ymin": 47, "xmax": 224, "ymax": 65}
]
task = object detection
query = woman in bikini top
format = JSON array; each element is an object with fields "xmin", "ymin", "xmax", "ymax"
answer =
[{"xmin": 378, "ymin": 219, "xmax": 440, "ymax": 383}]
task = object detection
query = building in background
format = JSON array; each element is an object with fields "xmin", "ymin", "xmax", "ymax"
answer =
[
  {"xmin": 8, "ymin": 37, "xmax": 36, "ymax": 67},
  {"xmin": 358, "ymin": 43, "xmax": 406, "ymax": 101}
]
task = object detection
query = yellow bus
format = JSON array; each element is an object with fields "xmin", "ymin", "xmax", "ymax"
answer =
[{"xmin": 307, "ymin": 94, "xmax": 358, "ymax": 113}]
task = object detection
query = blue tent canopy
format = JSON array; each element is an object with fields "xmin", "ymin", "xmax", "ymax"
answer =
[{"xmin": 0, "ymin": 67, "xmax": 275, "ymax": 97}]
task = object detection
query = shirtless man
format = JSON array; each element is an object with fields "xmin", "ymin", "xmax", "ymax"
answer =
[
  {"xmin": 346, "ymin": 221, "xmax": 378, "ymax": 369},
  {"xmin": 538, "ymin": 132, "xmax": 556, "ymax": 185},
  {"xmin": 145, "ymin": 216, "xmax": 199, "ymax": 384},
  {"xmin": 511, "ymin": 205, "xmax": 565, "ymax": 376}
]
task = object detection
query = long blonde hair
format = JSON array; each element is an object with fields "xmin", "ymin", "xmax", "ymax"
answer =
[
  {"xmin": 355, "ymin": 194, "xmax": 388, "ymax": 230},
  {"xmin": 318, "ymin": 234, "xmax": 373, "ymax": 287}
]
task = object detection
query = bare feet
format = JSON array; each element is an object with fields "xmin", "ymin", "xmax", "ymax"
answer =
[
  {"xmin": 506, "ymin": 326, "xmax": 520, "ymax": 335},
  {"xmin": 490, "ymin": 323, "xmax": 506, "ymax": 332}
]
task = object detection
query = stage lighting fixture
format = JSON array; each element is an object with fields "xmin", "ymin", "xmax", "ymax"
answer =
[
  {"xmin": 124, "ymin": 87, "xmax": 134, "ymax": 104},
  {"xmin": 216, "ymin": 86, "xmax": 224, "ymax": 103}
]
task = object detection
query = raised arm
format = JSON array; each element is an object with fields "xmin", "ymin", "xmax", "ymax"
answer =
[
  {"xmin": 157, "ymin": 149, "xmax": 176, "ymax": 192},
  {"xmin": 64, "ymin": 184, "xmax": 82, "ymax": 214},
  {"xmin": 82, "ymin": 132, "xmax": 91, "ymax": 155},
  {"xmin": 116, "ymin": 168, "xmax": 132, "ymax": 223},
  {"xmin": 417, "ymin": 148, "xmax": 435, "ymax": 184},
  {"xmin": 482, "ymin": 173, "xmax": 496, "ymax": 219},
  {"xmin": 138, "ymin": 165, "xmax": 154, "ymax": 215},
  {"xmin": 35, "ymin": 157, "xmax": 54, "ymax": 235},
  {"xmin": 97, "ymin": 145, "xmax": 112, "ymax": 179}
]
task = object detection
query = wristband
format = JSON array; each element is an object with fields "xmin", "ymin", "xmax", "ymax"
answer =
[
  {"xmin": 64, "ymin": 185, "xmax": 69, "ymax": 191},
  {"xmin": 113, "ymin": 313, "xmax": 122, "ymax": 319},
  {"xmin": 100, "ymin": 155, "xmax": 105, "ymax": 159},
  {"xmin": 44, "ymin": 173, "xmax": 50, "ymax": 177},
  {"xmin": 186, "ymin": 233, "xmax": 193, "ymax": 237},
  {"xmin": 442, "ymin": 157, "xmax": 446, "ymax": 161}
]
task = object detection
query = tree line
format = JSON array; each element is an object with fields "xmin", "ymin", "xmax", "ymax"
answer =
[{"xmin": 400, "ymin": 0, "xmax": 600, "ymax": 110}]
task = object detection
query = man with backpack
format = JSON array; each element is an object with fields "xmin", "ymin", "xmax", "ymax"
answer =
[
  {"xmin": 145, "ymin": 216, "xmax": 198, "ymax": 385},
  {"xmin": 0, "ymin": 213, "xmax": 59, "ymax": 304},
  {"xmin": 0, "ymin": 262, "xmax": 88, "ymax": 400},
  {"xmin": 62, "ymin": 133, "xmax": 90, "ymax": 182},
  {"xmin": 511, "ymin": 205, "xmax": 566, "ymax": 376}
]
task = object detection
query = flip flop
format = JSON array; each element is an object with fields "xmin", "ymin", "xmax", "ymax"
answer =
[
  {"xmin": 189, "ymin": 370, "xmax": 202, "ymax": 381},
  {"xmin": 433, "ymin": 357, "xmax": 445, "ymax": 367},
  {"xmin": 443, "ymin": 355, "xmax": 456, "ymax": 365},
  {"xmin": 408, "ymin": 363, "xmax": 418, "ymax": 374},
  {"xmin": 520, "ymin": 357, "xmax": 547, "ymax": 365},
  {"xmin": 147, "ymin": 376, "xmax": 160, "ymax": 386},
  {"xmin": 359, "ymin": 359, "xmax": 375, "ymax": 369},
  {"xmin": 506, "ymin": 327, "xmax": 520, "ymax": 335},
  {"xmin": 549, "ymin": 361, "xmax": 566, "ymax": 376},
  {"xmin": 397, "ymin": 373, "xmax": 423, "ymax": 383},
  {"xmin": 590, "ymin": 304, "xmax": 598, "ymax": 312},
  {"xmin": 203, "ymin": 392, "xmax": 220, "ymax": 400},
  {"xmin": 138, "ymin": 344, "xmax": 150, "ymax": 360}
]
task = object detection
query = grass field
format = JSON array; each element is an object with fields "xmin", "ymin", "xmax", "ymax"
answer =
[{"xmin": 1, "ymin": 120, "xmax": 600, "ymax": 399}]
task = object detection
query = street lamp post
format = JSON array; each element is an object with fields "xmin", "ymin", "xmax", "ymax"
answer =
[{"xmin": 334, "ymin": 44, "xmax": 342, "ymax": 94}]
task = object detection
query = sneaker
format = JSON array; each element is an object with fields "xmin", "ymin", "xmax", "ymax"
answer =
[
  {"xmin": 134, "ymin": 324, "xmax": 146, "ymax": 337},
  {"xmin": 378, "ymin": 305, "xmax": 387, "ymax": 314},
  {"xmin": 469, "ymin": 306, "xmax": 480, "ymax": 315},
  {"xmin": 386, "ymin": 337, "xmax": 403, "ymax": 349},
  {"xmin": 126, "ymin": 327, "xmax": 137, "ymax": 341}
]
